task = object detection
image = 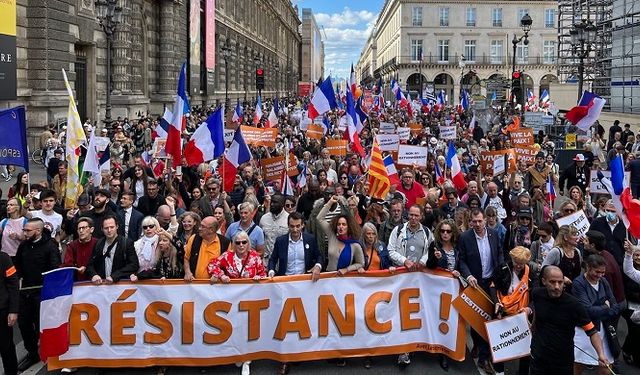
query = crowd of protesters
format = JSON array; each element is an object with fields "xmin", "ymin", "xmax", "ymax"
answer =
[{"xmin": 1, "ymin": 93, "xmax": 640, "ymax": 375}]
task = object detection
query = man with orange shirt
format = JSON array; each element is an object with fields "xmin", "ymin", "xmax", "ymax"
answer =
[{"xmin": 183, "ymin": 216, "xmax": 230, "ymax": 281}]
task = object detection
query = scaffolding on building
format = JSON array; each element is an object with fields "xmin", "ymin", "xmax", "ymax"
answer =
[{"xmin": 558, "ymin": 0, "xmax": 639, "ymax": 113}]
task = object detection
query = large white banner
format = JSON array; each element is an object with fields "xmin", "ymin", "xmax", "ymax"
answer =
[{"xmin": 49, "ymin": 271, "xmax": 467, "ymax": 370}]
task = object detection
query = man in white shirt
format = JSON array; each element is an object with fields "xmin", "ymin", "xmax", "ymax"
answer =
[
  {"xmin": 322, "ymin": 160, "xmax": 339, "ymax": 185},
  {"xmin": 29, "ymin": 189, "xmax": 62, "ymax": 241},
  {"xmin": 259, "ymin": 194, "xmax": 289, "ymax": 263}
]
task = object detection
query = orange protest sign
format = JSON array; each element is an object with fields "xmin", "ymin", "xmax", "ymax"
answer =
[
  {"xmin": 408, "ymin": 122, "xmax": 422, "ymax": 135},
  {"xmin": 514, "ymin": 145, "xmax": 540, "ymax": 165},
  {"xmin": 326, "ymin": 139, "xmax": 348, "ymax": 156},
  {"xmin": 261, "ymin": 156, "xmax": 286, "ymax": 181},
  {"xmin": 306, "ymin": 124, "xmax": 325, "ymax": 139},
  {"xmin": 451, "ymin": 286, "xmax": 494, "ymax": 341},
  {"xmin": 240, "ymin": 126, "xmax": 278, "ymax": 148},
  {"xmin": 509, "ymin": 128, "xmax": 534, "ymax": 146},
  {"xmin": 479, "ymin": 149, "xmax": 517, "ymax": 174}
]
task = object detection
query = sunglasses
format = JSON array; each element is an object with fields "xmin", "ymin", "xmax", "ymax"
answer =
[
  {"xmin": 440, "ymin": 229, "xmax": 452, "ymax": 234},
  {"xmin": 235, "ymin": 240, "xmax": 248, "ymax": 245},
  {"xmin": 285, "ymin": 204, "xmax": 295, "ymax": 208},
  {"xmin": 207, "ymin": 187, "xmax": 217, "ymax": 191},
  {"xmin": 143, "ymin": 225, "xmax": 156, "ymax": 230}
]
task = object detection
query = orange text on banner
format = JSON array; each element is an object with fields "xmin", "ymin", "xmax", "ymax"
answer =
[
  {"xmin": 479, "ymin": 149, "xmax": 517, "ymax": 175},
  {"xmin": 48, "ymin": 271, "xmax": 467, "ymax": 370},
  {"xmin": 408, "ymin": 122, "xmax": 422, "ymax": 136},
  {"xmin": 326, "ymin": 139, "xmax": 348, "ymax": 156},
  {"xmin": 240, "ymin": 126, "xmax": 278, "ymax": 148}
]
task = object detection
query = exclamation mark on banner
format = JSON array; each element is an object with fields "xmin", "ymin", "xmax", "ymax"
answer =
[{"xmin": 439, "ymin": 293, "xmax": 452, "ymax": 334}]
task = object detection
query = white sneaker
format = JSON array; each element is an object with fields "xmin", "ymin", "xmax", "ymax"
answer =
[
  {"xmin": 61, "ymin": 368, "xmax": 78, "ymax": 373},
  {"xmin": 241, "ymin": 362, "xmax": 250, "ymax": 375}
]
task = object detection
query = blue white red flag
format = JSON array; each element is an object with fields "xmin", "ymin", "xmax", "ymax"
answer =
[
  {"xmin": 154, "ymin": 108, "xmax": 171, "ymax": 139},
  {"xmin": 184, "ymin": 106, "xmax": 226, "ymax": 166},
  {"xmin": 344, "ymin": 89, "xmax": 365, "ymax": 157},
  {"xmin": 446, "ymin": 142, "xmax": 467, "ymax": 190},
  {"xmin": 546, "ymin": 174, "xmax": 556, "ymax": 203},
  {"xmin": 167, "ymin": 62, "xmax": 190, "ymax": 165},
  {"xmin": 566, "ymin": 90, "xmax": 606, "ymax": 131},
  {"xmin": 39, "ymin": 268, "xmax": 75, "ymax": 361},
  {"xmin": 254, "ymin": 95, "xmax": 263, "ymax": 125},
  {"xmin": 232, "ymin": 101, "xmax": 243, "ymax": 123},
  {"xmin": 223, "ymin": 127, "xmax": 252, "ymax": 192},
  {"xmin": 308, "ymin": 77, "xmax": 337, "ymax": 120},
  {"xmin": 383, "ymin": 155, "xmax": 400, "ymax": 186}
]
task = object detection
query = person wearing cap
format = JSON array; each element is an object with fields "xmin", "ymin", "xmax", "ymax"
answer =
[
  {"xmin": 504, "ymin": 208, "xmax": 538, "ymax": 260},
  {"xmin": 493, "ymin": 246, "xmax": 536, "ymax": 375},
  {"xmin": 559, "ymin": 153, "xmax": 590, "ymax": 195},
  {"xmin": 77, "ymin": 188, "xmax": 124, "ymax": 239},
  {"xmin": 525, "ymin": 151, "xmax": 552, "ymax": 190}
]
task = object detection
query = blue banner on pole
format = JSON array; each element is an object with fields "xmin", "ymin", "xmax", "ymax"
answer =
[{"xmin": 0, "ymin": 106, "xmax": 29, "ymax": 172}]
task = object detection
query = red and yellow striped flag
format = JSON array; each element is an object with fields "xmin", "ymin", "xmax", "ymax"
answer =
[{"xmin": 368, "ymin": 137, "xmax": 391, "ymax": 199}]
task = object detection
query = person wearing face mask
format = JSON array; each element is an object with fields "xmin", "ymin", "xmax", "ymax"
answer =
[
  {"xmin": 259, "ymin": 194, "xmax": 289, "ymax": 265},
  {"xmin": 589, "ymin": 201, "xmax": 627, "ymax": 266},
  {"xmin": 13, "ymin": 218, "xmax": 61, "ymax": 371}
]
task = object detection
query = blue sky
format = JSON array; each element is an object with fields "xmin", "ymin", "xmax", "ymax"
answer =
[{"xmin": 292, "ymin": 0, "xmax": 385, "ymax": 81}]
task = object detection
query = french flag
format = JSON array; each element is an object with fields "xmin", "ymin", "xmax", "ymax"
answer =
[
  {"xmin": 153, "ymin": 108, "xmax": 171, "ymax": 139},
  {"xmin": 322, "ymin": 116, "xmax": 331, "ymax": 135},
  {"xmin": 435, "ymin": 161, "xmax": 445, "ymax": 185},
  {"xmin": 566, "ymin": 91, "xmax": 606, "ymax": 131},
  {"xmin": 446, "ymin": 141, "xmax": 467, "ymax": 190},
  {"xmin": 383, "ymin": 155, "xmax": 401, "ymax": 186},
  {"xmin": 355, "ymin": 99, "xmax": 367, "ymax": 133},
  {"xmin": 223, "ymin": 127, "xmax": 252, "ymax": 192},
  {"xmin": 266, "ymin": 98, "xmax": 279, "ymax": 128},
  {"xmin": 232, "ymin": 101, "xmax": 243, "ymax": 123},
  {"xmin": 308, "ymin": 77, "xmax": 337, "ymax": 120},
  {"xmin": 599, "ymin": 155, "xmax": 640, "ymax": 237},
  {"xmin": 350, "ymin": 63, "xmax": 357, "ymax": 97},
  {"xmin": 183, "ymin": 106, "xmax": 226, "ymax": 166},
  {"xmin": 254, "ymin": 95, "xmax": 263, "ymax": 125},
  {"xmin": 468, "ymin": 114, "xmax": 476, "ymax": 131},
  {"xmin": 167, "ymin": 62, "xmax": 190, "ymax": 165},
  {"xmin": 546, "ymin": 174, "xmax": 556, "ymax": 203},
  {"xmin": 540, "ymin": 89, "xmax": 550, "ymax": 107},
  {"xmin": 39, "ymin": 268, "xmax": 75, "ymax": 361},
  {"xmin": 459, "ymin": 89, "xmax": 470, "ymax": 113},
  {"xmin": 391, "ymin": 79, "xmax": 409, "ymax": 108},
  {"xmin": 344, "ymin": 88, "xmax": 365, "ymax": 157},
  {"xmin": 281, "ymin": 169, "xmax": 295, "ymax": 196}
]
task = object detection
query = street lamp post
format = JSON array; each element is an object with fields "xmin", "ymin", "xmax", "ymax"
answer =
[
  {"xmin": 570, "ymin": 19, "xmax": 597, "ymax": 102},
  {"xmin": 511, "ymin": 13, "xmax": 532, "ymax": 109},
  {"xmin": 221, "ymin": 41, "xmax": 231, "ymax": 110},
  {"xmin": 458, "ymin": 54, "xmax": 466, "ymax": 101},
  {"xmin": 95, "ymin": 0, "xmax": 122, "ymax": 128},
  {"xmin": 254, "ymin": 56, "xmax": 261, "ymax": 100}
]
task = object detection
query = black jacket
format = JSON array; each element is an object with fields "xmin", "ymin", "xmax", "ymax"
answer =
[
  {"xmin": 137, "ymin": 194, "xmax": 167, "ymax": 217},
  {"xmin": 268, "ymin": 233, "xmax": 324, "ymax": 275},
  {"xmin": 589, "ymin": 216, "xmax": 626, "ymax": 265},
  {"xmin": 86, "ymin": 236, "xmax": 139, "ymax": 282},
  {"xmin": 14, "ymin": 236, "xmax": 61, "ymax": 288},
  {"xmin": 457, "ymin": 227, "xmax": 503, "ymax": 281},
  {"xmin": 118, "ymin": 206, "xmax": 144, "ymax": 241},
  {"xmin": 559, "ymin": 163, "xmax": 590, "ymax": 193},
  {"xmin": 0, "ymin": 252, "xmax": 19, "ymax": 313}
]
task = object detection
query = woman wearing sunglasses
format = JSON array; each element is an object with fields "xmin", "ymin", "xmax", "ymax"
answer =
[
  {"xmin": 130, "ymin": 217, "xmax": 162, "ymax": 281},
  {"xmin": 426, "ymin": 219, "xmax": 460, "ymax": 372},
  {"xmin": 207, "ymin": 230, "xmax": 265, "ymax": 375}
]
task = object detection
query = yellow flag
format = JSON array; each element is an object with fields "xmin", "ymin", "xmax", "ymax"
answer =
[{"xmin": 62, "ymin": 69, "xmax": 87, "ymax": 209}]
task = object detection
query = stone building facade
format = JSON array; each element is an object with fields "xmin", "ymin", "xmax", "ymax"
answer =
[
  {"xmin": 300, "ymin": 8, "xmax": 324, "ymax": 84},
  {"xmin": 1, "ymin": 0, "xmax": 301, "ymax": 138},
  {"xmin": 357, "ymin": 0, "xmax": 559, "ymax": 104}
]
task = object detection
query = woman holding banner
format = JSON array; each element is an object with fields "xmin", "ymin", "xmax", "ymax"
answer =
[{"xmin": 207, "ymin": 230, "xmax": 266, "ymax": 375}]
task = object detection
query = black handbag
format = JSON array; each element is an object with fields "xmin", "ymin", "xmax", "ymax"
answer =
[{"xmin": 603, "ymin": 322, "xmax": 621, "ymax": 359}]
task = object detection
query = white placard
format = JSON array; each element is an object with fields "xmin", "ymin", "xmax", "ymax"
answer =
[
  {"xmin": 486, "ymin": 313, "xmax": 532, "ymax": 363},
  {"xmin": 94, "ymin": 137, "xmax": 111, "ymax": 152},
  {"xmin": 224, "ymin": 129, "xmax": 235, "ymax": 143},
  {"xmin": 555, "ymin": 209, "xmax": 590, "ymax": 238},
  {"xmin": 439, "ymin": 126, "xmax": 456, "ymax": 140},
  {"xmin": 338, "ymin": 116, "xmax": 347, "ymax": 131},
  {"xmin": 376, "ymin": 134, "xmax": 400, "ymax": 152},
  {"xmin": 493, "ymin": 157, "xmax": 506, "ymax": 175},
  {"xmin": 398, "ymin": 145, "xmax": 428, "ymax": 167},
  {"xmin": 379, "ymin": 122, "xmax": 396, "ymax": 134},
  {"xmin": 398, "ymin": 127, "xmax": 411, "ymax": 141},
  {"xmin": 300, "ymin": 116, "xmax": 312, "ymax": 131},
  {"xmin": 589, "ymin": 171, "xmax": 631, "ymax": 195}
]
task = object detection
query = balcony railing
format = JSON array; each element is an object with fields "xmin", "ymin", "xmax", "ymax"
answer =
[{"xmin": 397, "ymin": 55, "xmax": 557, "ymax": 66}]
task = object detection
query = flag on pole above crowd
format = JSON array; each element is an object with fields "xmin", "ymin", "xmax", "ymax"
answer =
[
  {"xmin": 598, "ymin": 155, "xmax": 640, "ymax": 237},
  {"xmin": 184, "ymin": 106, "xmax": 226, "ymax": 166},
  {"xmin": 344, "ymin": 88, "xmax": 365, "ymax": 157},
  {"xmin": 39, "ymin": 267, "xmax": 75, "ymax": 361},
  {"xmin": 446, "ymin": 142, "xmax": 467, "ymax": 190},
  {"xmin": 350, "ymin": 64, "xmax": 357, "ymax": 97},
  {"xmin": 62, "ymin": 68, "xmax": 87, "ymax": 209},
  {"xmin": 383, "ymin": 155, "xmax": 400, "ymax": 186},
  {"xmin": 153, "ymin": 108, "xmax": 171, "ymax": 139},
  {"xmin": 232, "ymin": 100, "xmax": 243, "ymax": 123},
  {"xmin": 84, "ymin": 130, "xmax": 110, "ymax": 187},
  {"xmin": 355, "ymin": 99, "xmax": 367, "ymax": 133},
  {"xmin": 468, "ymin": 113, "xmax": 476, "ymax": 132},
  {"xmin": 566, "ymin": 90, "xmax": 606, "ymax": 131},
  {"xmin": 0, "ymin": 106, "xmax": 29, "ymax": 172},
  {"xmin": 223, "ymin": 127, "xmax": 252, "ymax": 193},
  {"xmin": 254, "ymin": 95, "xmax": 263, "ymax": 125},
  {"xmin": 266, "ymin": 98, "xmax": 278, "ymax": 128},
  {"xmin": 460, "ymin": 89, "xmax": 470, "ymax": 112},
  {"xmin": 166, "ymin": 62, "xmax": 190, "ymax": 166},
  {"xmin": 540, "ymin": 89, "xmax": 550, "ymax": 107},
  {"xmin": 308, "ymin": 76, "xmax": 338, "ymax": 120},
  {"xmin": 368, "ymin": 137, "xmax": 391, "ymax": 200}
]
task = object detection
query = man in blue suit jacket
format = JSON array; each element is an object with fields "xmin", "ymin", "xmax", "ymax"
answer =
[
  {"xmin": 268, "ymin": 212, "xmax": 323, "ymax": 279},
  {"xmin": 118, "ymin": 192, "xmax": 144, "ymax": 241},
  {"xmin": 457, "ymin": 208, "xmax": 504, "ymax": 373}
]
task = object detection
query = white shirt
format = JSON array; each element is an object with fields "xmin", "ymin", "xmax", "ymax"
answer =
[
  {"xmin": 102, "ymin": 238, "xmax": 116, "ymax": 278},
  {"xmin": 31, "ymin": 210, "xmax": 63, "ymax": 238},
  {"xmin": 325, "ymin": 168, "xmax": 339, "ymax": 184},
  {"xmin": 286, "ymin": 235, "xmax": 306, "ymax": 275},
  {"xmin": 123, "ymin": 207, "xmax": 132, "ymax": 236},
  {"xmin": 475, "ymin": 230, "xmax": 493, "ymax": 279}
]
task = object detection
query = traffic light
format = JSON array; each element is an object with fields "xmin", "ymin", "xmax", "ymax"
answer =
[
  {"xmin": 511, "ymin": 70, "xmax": 523, "ymax": 105},
  {"xmin": 256, "ymin": 68, "xmax": 265, "ymax": 90}
]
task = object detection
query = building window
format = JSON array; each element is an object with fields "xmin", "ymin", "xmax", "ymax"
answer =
[
  {"xmin": 518, "ymin": 9, "xmax": 530, "ymax": 22},
  {"xmin": 411, "ymin": 39, "xmax": 423, "ymax": 61},
  {"xmin": 543, "ymin": 40, "xmax": 556, "ymax": 64},
  {"xmin": 464, "ymin": 40, "xmax": 476, "ymax": 62},
  {"xmin": 516, "ymin": 44, "xmax": 529, "ymax": 64},
  {"xmin": 491, "ymin": 40, "xmax": 503, "ymax": 64},
  {"xmin": 466, "ymin": 8, "xmax": 476, "ymax": 27},
  {"xmin": 439, "ymin": 7, "xmax": 449, "ymax": 27},
  {"xmin": 545, "ymin": 9, "xmax": 556, "ymax": 28},
  {"xmin": 438, "ymin": 39, "xmax": 449, "ymax": 62},
  {"xmin": 492, "ymin": 8, "xmax": 502, "ymax": 27},
  {"xmin": 412, "ymin": 6, "xmax": 422, "ymax": 26}
]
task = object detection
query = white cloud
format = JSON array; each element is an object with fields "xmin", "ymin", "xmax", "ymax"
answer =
[{"xmin": 315, "ymin": 7, "xmax": 377, "ymax": 28}]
